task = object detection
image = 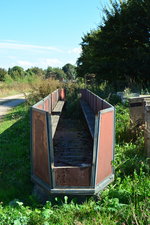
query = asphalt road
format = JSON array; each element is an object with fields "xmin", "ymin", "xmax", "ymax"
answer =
[{"xmin": 0, "ymin": 94, "xmax": 26, "ymax": 117}]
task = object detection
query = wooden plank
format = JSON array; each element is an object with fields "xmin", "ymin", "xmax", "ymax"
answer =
[
  {"xmin": 80, "ymin": 99, "xmax": 95, "ymax": 138},
  {"xmin": 52, "ymin": 100, "xmax": 65, "ymax": 113},
  {"xmin": 51, "ymin": 100, "xmax": 65, "ymax": 138}
]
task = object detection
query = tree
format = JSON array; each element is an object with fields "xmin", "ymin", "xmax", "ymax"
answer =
[
  {"xmin": 0, "ymin": 68, "xmax": 7, "ymax": 81},
  {"xmin": 62, "ymin": 63, "xmax": 77, "ymax": 80},
  {"xmin": 77, "ymin": 0, "xmax": 150, "ymax": 88},
  {"xmin": 26, "ymin": 67, "xmax": 45, "ymax": 77},
  {"xmin": 45, "ymin": 67, "xmax": 66, "ymax": 80},
  {"xmin": 8, "ymin": 66, "xmax": 25, "ymax": 79}
]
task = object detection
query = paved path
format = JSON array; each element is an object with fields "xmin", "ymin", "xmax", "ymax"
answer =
[{"xmin": 0, "ymin": 94, "xmax": 26, "ymax": 117}]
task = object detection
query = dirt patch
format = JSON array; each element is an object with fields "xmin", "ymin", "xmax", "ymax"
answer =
[{"xmin": 0, "ymin": 94, "xmax": 26, "ymax": 118}]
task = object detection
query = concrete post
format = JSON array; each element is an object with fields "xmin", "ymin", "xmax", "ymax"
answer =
[
  {"xmin": 144, "ymin": 99, "xmax": 150, "ymax": 157},
  {"xmin": 129, "ymin": 96, "xmax": 150, "ymax": 125},
  {"xmin": 129, "ymin": 97, "xmax": 145, "ymax": 125}
]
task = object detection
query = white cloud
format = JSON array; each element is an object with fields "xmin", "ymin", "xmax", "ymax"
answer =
[
  {"xmin": 0, "ymin": 40, "xmax": 80, "ymax": 69},
  {"xmin": 18, "ymin": 60, "xmax": 34, "ymax": 67},
  {"xmin": 0, "ymin": 42, "xmax": 62, "ymax": 53},
  {"xmin": 68, "ymin": 47, "xmax": 82, "ymax": 54},
  {"xmin": 2, "ymin": 40, "xmax": 21, "ymax": 43},
  {"xmin": 17, "ymin": 58, "xmax": 63, "ymax": 69},
  {"xmin": 40, "ymin": 58, "xmax": 63, "ymax": 68}
]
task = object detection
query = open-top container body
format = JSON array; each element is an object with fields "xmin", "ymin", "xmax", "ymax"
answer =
[{"xmin": 31, "ymin": 89, "xmax": 115, "ymax": 195}]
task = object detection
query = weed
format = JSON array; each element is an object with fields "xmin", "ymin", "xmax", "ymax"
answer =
[{"xmin": 27, "ymin": 78, "xmax": 61, "ymax": 105}]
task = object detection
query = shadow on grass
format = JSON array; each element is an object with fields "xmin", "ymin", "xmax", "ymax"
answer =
[{"xmin": 0, "ymin": 105, "xmax": 33, "ymax": 205}]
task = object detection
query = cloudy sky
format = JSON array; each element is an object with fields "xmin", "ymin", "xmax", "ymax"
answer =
[{"xmin": 0, "ymin": 0, "xmax": 110, "ymax": 70}]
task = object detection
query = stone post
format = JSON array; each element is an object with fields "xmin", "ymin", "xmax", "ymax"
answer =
[
  {"xmin": 129, "ymin": 96, "xmax": 150, "ymax": 126},
  {"xmin": 144, "ymin": 99, "xmax": 150, "ymax": 157},
  {"xmin": 129, "ymin": 97, "xmax": 146, "ymax": 125}
]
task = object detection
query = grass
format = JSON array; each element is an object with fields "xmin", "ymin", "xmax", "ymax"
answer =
[
  {"xmin": 0, "ymin": 85, "xmax": 149, "ymax": 224},
  {"xmin": 0, "ymin": 75, "xmax": 42, "ymax": 97},
  {"xmin": 0, "ymin": 103, "xmax": 32, "ymax": 204}
]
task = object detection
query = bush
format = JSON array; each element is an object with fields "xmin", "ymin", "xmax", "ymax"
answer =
[{"xmin": 27, "ymin": 78, "xmax": 61, "ymax": 105}]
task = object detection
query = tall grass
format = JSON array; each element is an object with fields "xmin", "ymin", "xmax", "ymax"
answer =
[
  {"xmin": 0, "ymin": 75, "xmax": 42, "ymax": 97},
  {"xmin": 27, "ymin": 78, "xmax": 61, "ymax": 105}
]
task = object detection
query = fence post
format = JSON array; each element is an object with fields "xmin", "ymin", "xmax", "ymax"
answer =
[
  {"xmin": 129, "ymin": 97, "xmax": 145, "ymax": 125},
  {"xmin": 144, "ymin": 99, "xmax": 150, "ymax": 157}
]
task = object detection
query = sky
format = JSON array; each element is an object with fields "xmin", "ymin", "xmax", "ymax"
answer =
[{"xmin": 0, "ymin": 0, "xmax": 110, "ymax": 70}]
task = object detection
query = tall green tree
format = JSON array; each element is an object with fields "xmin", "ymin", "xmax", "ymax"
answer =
[
  {"xmin": 62, "ymin": 63, "xmax": 77, "ymax": 80},
  {"xmin": 0, "ymin": 68, "xmax": 7, "ymax": 81},
  {"xmin": 26, "ymin": 67, "xmax": 45, "ymax": 77},
  {"xmin": 45, "ymin": 67, "xmax": 66, "ymax": 80},
  {"xmin": 8, "ymin": 66, "xmax": 25, "ymax": 79},
  {"xmin": 77, "ymin": 0, "xmax": 150, "ymax": 88}
]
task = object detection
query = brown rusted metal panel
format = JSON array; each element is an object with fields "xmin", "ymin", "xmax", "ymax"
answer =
[
  {"xmin": 103, "ymin": 101, "xmax": 110, "ymax": 110},
  {"xmin": 51, "ymin": 92, "xmax": 55, "ymax": 110},
  {"xmin": 48, "ymin": 95, "xmax": 52, "ymax": 113},
  {"xmin": 91, "ymin": 94, "xmax": 94, "ymax": 110},
  {"xmin": 96, "ymin": 98, "xmax": 102, "ymax": 113},
  {"xmin": 93, "ymin": 95, "xmax": 97, "ymax": 114},
  {"xmin": 96, "ymin": 110, "xmax": 114, "ymax": 185},
  {"xmin": 59, "ymin": 88, "xmax": 65, "ymax": 100},
  {"xmin": 32, "ymin": 109, "xmax": 51, "ymax": 185},
  {"xmin": 37, "ymin": 103, "xmax": 43, "ymax": 109},
  {"xmin": 54, "ymin": 167, "xmax": 91, "ymax": 187},
  {"xmin": 44, "ymin": 98, "xmax": 49, "ymax": 112},
  {"xmin": 51, "ymin": 90, "xmax": 59, "ymax": 110}
]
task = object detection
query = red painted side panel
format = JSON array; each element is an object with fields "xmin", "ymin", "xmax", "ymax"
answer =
[
  {"xmin": 54, "ymin": 167, "xmax": 91, "ymax": 187},
  {"xmin": 48, "ymin": 95, "xmax": 52, "ymax": 113},
  {"xmin": 51, "ymin": 92, "xmax": 56, "ymax": 110},
  {"xmin": 44, "ymin": 98, "xmax": 49, "ymax": 112},
  {"xmin": 37, "ymin": 103, "xmax": 43, "ymax": 109},
  {"xmin": 96, "ymin": 110, "xmax": 114, "ymax": 185},
  {"xmin": 51, "ymin": 90, "xmax": 59, "ymax": 110},
  {"xmin": 60, "ymin": 88, "xmax": 65, "ymax": 100},
  {"xmin": 32, "ymin": 109, "xmax": 50, "ymax": 185}
]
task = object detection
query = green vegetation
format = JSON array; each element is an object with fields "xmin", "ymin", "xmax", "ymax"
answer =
[
  {"xmin": 0, "ymin": 64, "xmax": 77, "ymax": 83},
  {"xmin": 0, "ymin": 63, "xmax": 76, "ymax": 97},
  {"xmin": 77, "ymin": 0, "xmax": 150, "ymax": 89},
  {"xmin": 0, "ymin": 0, "xmax": 150, "ymax": 223},
  {"xmin": 0, "ymin": 74, "xmax": 42, "ymax": 97},
  {"xmin": 0, "ymin": 104, "xmax": 32, "ymax": 204},
  {"xmin": 0, "ymin": 81, "xmax": 149, "ymax": 224},
  {"xmin": 62, "ymin": 63, "xmax": 77, "ymax": 80}
]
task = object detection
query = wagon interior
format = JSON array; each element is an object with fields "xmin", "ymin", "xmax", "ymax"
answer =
[{"xmin": 31, "ymin": 88, "xmax": 114, "ymax": 194}]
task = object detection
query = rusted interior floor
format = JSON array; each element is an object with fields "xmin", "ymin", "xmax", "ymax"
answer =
[{"xmin": 53, "ymin": 109, "xmax": 93, "ymax": 167}]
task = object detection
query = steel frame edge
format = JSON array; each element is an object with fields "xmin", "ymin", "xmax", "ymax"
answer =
[
  {"xmin": 30, "ymin": 107, "xmax": 34, "ymax": 178},
  {"xmin": 94, "ymin": 111, "xmax": 101, "ymax": 186},
  {"xmin": 91, "ymin": 114, "xmax": 100, "ymax": 186},
  {"xmin": 95, "ymin": 174, "xmax": 114, "ymax": 194},
  {"xmin": 46, "ymin": 112, "xmax": 53, "ymax": 189}
]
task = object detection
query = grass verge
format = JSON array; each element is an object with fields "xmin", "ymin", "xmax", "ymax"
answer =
[
  {"xmin": 0, "ymin": 87, "xmax": 149, "ymax": 224},
  {"xmin": 0, "ymin": 103, "xmax": 33, "ymax": 204}
]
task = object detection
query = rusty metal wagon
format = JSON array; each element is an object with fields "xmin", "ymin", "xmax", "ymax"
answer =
[{"xmin": 31, "ymin": 88, "xmax": 115, "ymax": 196}]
